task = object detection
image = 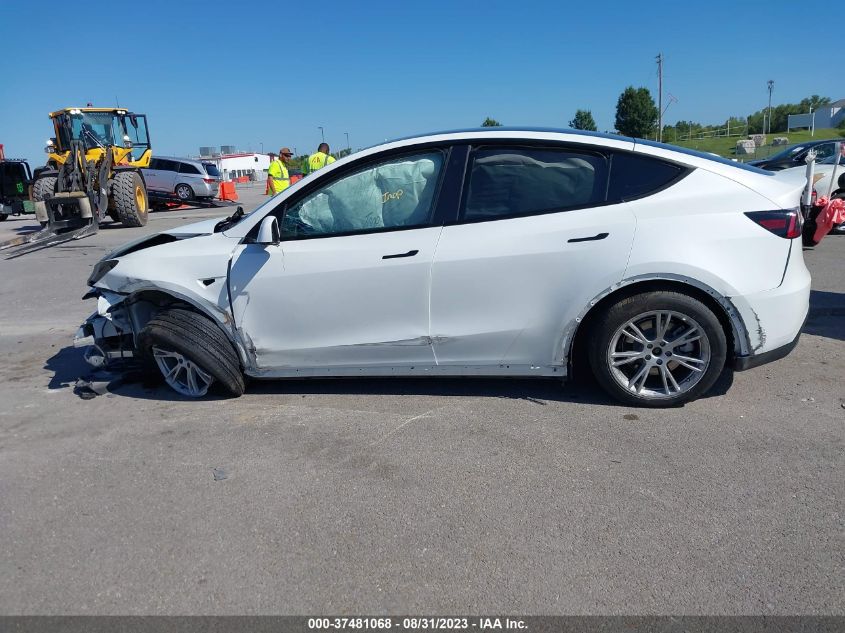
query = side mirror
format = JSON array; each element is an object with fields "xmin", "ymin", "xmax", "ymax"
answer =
[{"xmin": 256, "ymin": 216, "xmax": 280, "ymax": 246}]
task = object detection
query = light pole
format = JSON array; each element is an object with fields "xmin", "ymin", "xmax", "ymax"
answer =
[
  {"xmin": 260, "ymin": 142, "xmax": 264, "ymax": 154},
  {"xmin": 318, "ymin": 126, "xmax": 325, "ymax": 143},
  {"xmin": 344, "ymin": 132, "xmax": 350, "ymax": 154},
  {"xmin": 766, "ymin": 80, "xmax": 774, "ymax": 135}
]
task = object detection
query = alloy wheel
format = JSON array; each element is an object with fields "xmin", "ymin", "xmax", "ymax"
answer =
[
  {"xmin": 152, "ymin": 346, "xmax": 214, "ymax": 397},
  {"xmin": 606, "ymin": 310, "xmax": 711, "ymax": 399}
]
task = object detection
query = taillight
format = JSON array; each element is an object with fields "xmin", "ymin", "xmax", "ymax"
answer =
[
  {"xmin": 203, "ymin": 178, "xmax": 216, "ymax": 184},
  {"xmin": 745, "ymin": 209, "xmax": 802, "ymax": 239},
  {"xmin": 811, "ymin": 188, "xmax": 817, "ymax": 205}
]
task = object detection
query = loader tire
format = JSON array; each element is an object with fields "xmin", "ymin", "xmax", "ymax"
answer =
[
  {"xmin": 32, "ymin": 176, "xmax": 57, "ymax": 203},
  {"xmin": 139, "ymin": 308, "xmax": 245, "ymax": 398},
  {"xmin": 113, "ymin": 171, "xmax": 148, "ymax": 227}
]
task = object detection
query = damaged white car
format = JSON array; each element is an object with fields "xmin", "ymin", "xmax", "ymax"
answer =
[{"xmin": 75, "ymin": 129, "xmax": 811, "ymax": 407}]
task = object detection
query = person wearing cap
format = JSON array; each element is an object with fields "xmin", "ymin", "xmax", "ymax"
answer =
[
  {"xmin": 306, "ymin": 143, "xmax": 336, "ymax": 175},
  {"xmin": 267, "ymin": 148, "xmax": 292, "ymax": 195}
]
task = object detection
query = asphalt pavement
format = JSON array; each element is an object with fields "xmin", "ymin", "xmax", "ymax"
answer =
[{"xmin": 0, "ymin": 183, "xmax": 842, "ymax": 614}]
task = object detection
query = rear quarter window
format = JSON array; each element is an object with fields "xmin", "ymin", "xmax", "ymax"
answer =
[
  {"xmin": 202, "ymin": 163, "xmax": 221, "ymax": 177},
  {"xmin": 607, "ymin": 152, "xmax": 687, "ymax": 202}
]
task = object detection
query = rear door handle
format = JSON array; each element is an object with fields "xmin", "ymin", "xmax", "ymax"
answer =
[
  {"xmin": 567, "ymin": 232, "xmax": 609, "ymax": 243},
  {"xmin": 382, "ymin": 249, "xmax": 419, "ymax": 259}
]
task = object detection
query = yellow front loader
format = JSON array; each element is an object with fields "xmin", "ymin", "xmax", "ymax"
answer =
[{"xmin": 1, "ymin": 107, "xmax": 152, "ymax": 257}]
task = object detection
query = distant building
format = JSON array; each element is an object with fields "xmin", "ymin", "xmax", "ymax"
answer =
[
  {"xmin": 787, "ymin": 99, "xmax": 845, "ymax": 132},
  {"xmin": 198, "ymin": 147, "xmax": 270, "ymax": 182}
]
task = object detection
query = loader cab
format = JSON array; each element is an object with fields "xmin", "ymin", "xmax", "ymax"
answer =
[{"xmin": 50, "ymin": 109, "xmax": 151, "ymax": 166}]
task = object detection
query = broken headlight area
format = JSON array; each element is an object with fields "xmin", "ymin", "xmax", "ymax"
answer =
[{"xmin": 74, "ymin": 289, "xmax": 138, "ymax": 369}]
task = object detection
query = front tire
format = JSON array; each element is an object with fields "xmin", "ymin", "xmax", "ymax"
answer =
[
  {"xmin": 113, "ymin": 171, "xmax": 148, "ymax": 227},
  {"xmin": 139, "ymin": 308, "xmax": 245, "ymax": 398},
  {"xmin": 588, "ymin": 291, "xmax": 727, "ymax": 407}
]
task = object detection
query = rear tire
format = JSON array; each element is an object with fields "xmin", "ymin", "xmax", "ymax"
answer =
[
  {"xmin": 139, "ymin": 308, "xmax": 245, "ymax": 398},
  {"xmin": 588, "ymin": 291, "xmax": 727, "ymax": 407},
  {"xmin": 32, "ymin": 176, "xmax": 57, "ymax": 202},
  {"xmin": 175, "ymin": 183, "xmax": 194, "ymax": 201},
  {"xmin": 0, "ymin": 214, "xmax": 8, "ymax": 221},
  {"xmin": 113, "ymin": 171, "xmax": 148, "ymax": 227}
]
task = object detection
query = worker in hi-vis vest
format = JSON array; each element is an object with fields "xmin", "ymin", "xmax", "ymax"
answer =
[
  {"xmin": 266, "ymin": 148, "xmax": 292, "ymax": 195},
  {"xmin": 307, "ymin": 143, "xmax": 336, "ymax": 174}
]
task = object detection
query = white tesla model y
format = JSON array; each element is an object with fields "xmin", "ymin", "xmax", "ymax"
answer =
[{"xmin": 76, "ymin": 129, "xmax": 811, "ymax": 406}]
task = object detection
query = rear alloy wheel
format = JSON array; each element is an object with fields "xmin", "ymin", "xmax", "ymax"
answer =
[
  {"xmin": 113, "ymin": 171, "xmax": 148, "ymax": 227},
  {"xmin": 589, "ymin": 292, "xmax": 727, "ymax": 407},
  {"xmin": 139, "ymin": 308, "xmax": 245, "ymax": 398},
  {"xmin": 175, "ymin": 183, "xmax": 194, "ymax": 201}
]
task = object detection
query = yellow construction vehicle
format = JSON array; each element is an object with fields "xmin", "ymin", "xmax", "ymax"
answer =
[{"xmin": 2, "ymin": 107, "xmax": 152, "ymax": 257}]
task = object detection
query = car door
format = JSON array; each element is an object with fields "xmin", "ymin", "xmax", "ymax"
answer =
[
  {"xmin": 429, "ymin": 144, "xmax": 639, "ymax": 370},
  {"xmin": 142, "ymin": 158, "xmax": 163, "ymax": 191},
  {"xmin": 228, "ymin": 149, "xmax": 448, "ymax": 372},
  {"xmin": 157, "ymin": 159, "xmax": 179, "ymax": 192}
]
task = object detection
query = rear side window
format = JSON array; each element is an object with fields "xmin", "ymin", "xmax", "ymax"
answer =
[
  {"xmin": 462, "ymin": 147, "xmax": 608, "ymax": 221},
  {"xmin": 202, "ymin": 163, "xmax": 221, "ymax": 177},
  {"xmin": 178, "ymin": 162, "xmax": 201, "ymax": 175},
  {"xmin": 607, "ymin": 152, "xmax": 686, "ymax": 202}
]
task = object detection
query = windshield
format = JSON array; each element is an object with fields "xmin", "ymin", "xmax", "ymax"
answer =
[
  {"xmin": 765, "ymin": 144, "xmax": 805, "ymax": 161},
  {"xmin": 56, "ymin": 112, "xmax": 150, "ymax": 154}
]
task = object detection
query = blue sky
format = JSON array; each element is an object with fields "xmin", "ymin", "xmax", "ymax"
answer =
[{"xmin": 0, "ymin": 0, "xmax": 835, "ymax": 163}]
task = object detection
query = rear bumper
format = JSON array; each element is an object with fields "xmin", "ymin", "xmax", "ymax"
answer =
[
  {"xmin": 733, "ymin": 327, "xmax": 802, "ymax": 371},
  {"xmin": 729, "ymin": 240, "xmax": 810, "ymax": 369}
]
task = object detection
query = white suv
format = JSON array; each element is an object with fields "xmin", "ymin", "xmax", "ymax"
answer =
[{"xmin": 76, "ymin": 129, "xmax": 810, "ymax": 407}]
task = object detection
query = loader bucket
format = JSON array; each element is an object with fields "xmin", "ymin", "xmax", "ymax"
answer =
[{"xmin": 0, "ymin": 192, "xmax": 99, "ymax": 258}]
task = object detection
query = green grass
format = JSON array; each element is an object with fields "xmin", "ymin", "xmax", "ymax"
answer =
[{"xmin": 662, "ymin": 127, "xmax": 844, "ymax": 160}]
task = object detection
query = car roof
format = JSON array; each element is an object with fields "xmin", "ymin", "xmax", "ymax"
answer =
[
  {"xmin": 150, "ymin": 156, "xmax": 209, "ymax": 166},
  {"xmin": 366, "ymin": 127, "xmax": 773, "ymax": 179}
]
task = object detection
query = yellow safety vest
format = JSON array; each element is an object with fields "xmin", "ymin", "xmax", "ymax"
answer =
[
  {"xmin": 308, "ymin": 151, "xmax": 335, "ymax": 173},
  {"xmin": 267, "ymin": 159, "xmax": 289, "ymax": 194}
]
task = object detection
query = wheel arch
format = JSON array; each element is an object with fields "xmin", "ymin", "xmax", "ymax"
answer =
[
  {"xmin": 566, "ymin": 275, "xmax": 750, "ymax": 379},
  {"xmin": 123, "ymin": 288, "xmax": 249, "ymax": 369}
]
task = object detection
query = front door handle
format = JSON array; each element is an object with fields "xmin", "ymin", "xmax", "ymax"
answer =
[
  {"xmin": 567, "ymin": 232, "xmax": 609, "ymax": 243},
  {"xmin": 382, "ymin": 249, "xmax": 419, "ymax": 259}
]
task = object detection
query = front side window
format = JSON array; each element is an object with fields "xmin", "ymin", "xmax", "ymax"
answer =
[
  {"xmin": 280, "ymin": 151, "xmax": 444, "ymax": 238},
  {"xmin": 461, "ymin": 147, "xmax": 608, "ymax": 221}
]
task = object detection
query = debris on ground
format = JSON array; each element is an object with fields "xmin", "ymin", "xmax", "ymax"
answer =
[{"xmin": 211, "ymin": 467, "xmax": 228, "ymax": 481}]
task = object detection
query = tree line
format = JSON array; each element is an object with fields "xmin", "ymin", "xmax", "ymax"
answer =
[{"xmin": 481, "ymin": 92, "xmax": 839, "ymax": 140}]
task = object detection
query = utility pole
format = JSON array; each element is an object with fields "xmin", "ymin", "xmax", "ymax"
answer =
[
  {"xmin": 766, "ymin": 80, "xmax": 774, "ymax": 135},
  {"xmin": 345, "ymin": 132, "xmax": 350, "ymax": 154},
  {"xmin": 656, "ymin": 53, "xmax": 663, "ymax": 142},
  {"xmin": 318, "ymin": 126, "xmax": 325, "ymax": 143}
]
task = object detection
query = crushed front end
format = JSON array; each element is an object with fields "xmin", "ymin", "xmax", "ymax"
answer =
[{"xmin": 73, "ymin": 289, "xmax": 137, "ymax": 369}]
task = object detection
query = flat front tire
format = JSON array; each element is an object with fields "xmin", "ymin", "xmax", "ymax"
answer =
[
  {"xmin": 588, "ymin": 291, "xmax": 727, "ymax": 407},
  {"xmin": 139, "ymin": 308, "xmax": 245, "ymax": 398}
]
